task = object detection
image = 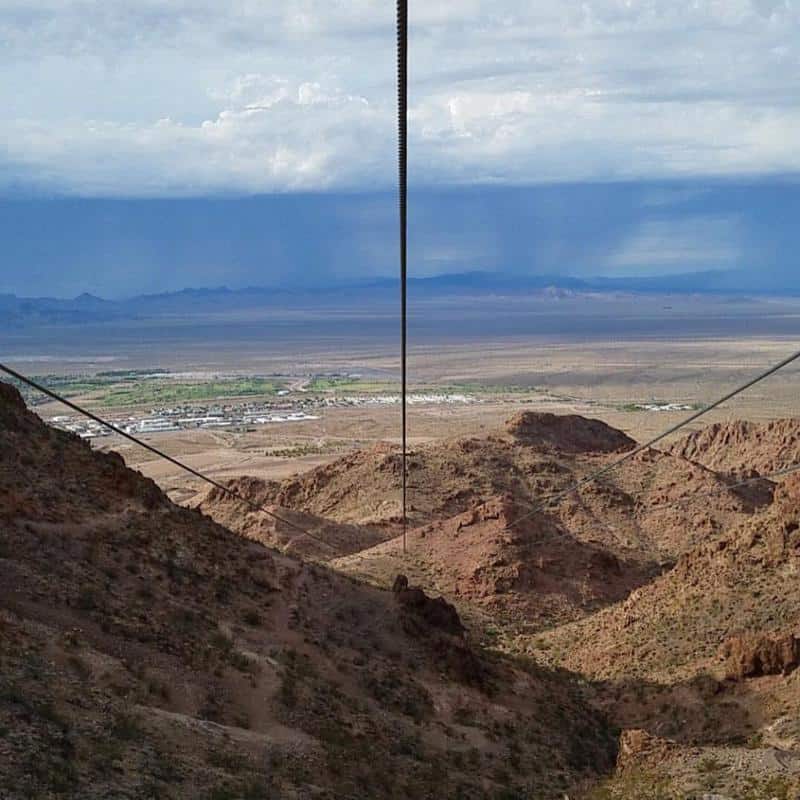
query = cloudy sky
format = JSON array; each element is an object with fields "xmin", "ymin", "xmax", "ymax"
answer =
[{"xmin": 1, "ymin": 0, "xmax": 798, "ymax": 295}]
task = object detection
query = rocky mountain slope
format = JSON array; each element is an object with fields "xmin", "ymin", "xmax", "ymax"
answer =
[
  {"xmin": 202, "ymin": 412, "xmax": 637, "ymax": 534},
  {"xmin": 197, "ymin": 410, "xmax": 800, "ymax": 798},
  {"xmin": 540, "ymin": 473, "xmax": 800, "ymax": 682},
  {"xmin": 536, "ymin": 456, "xmax": 800, "ymax": 798},
  {"xmin": 0, "ymin": 382, "xmax": 617, "ymax": 799},
  {"xmin": 10, "ymin": 380, "xmax": 800, "ymax": 798},
  {"xmin": 201, "ymin": 413, "xmax": 771, "ymax": 637},
  {"xmin": 333, "ymin": 494, "xmax": 655, "ymax": 632},
  {"xmin": 669, "ymin": 418, "xmax": 800, "ymax": 477},
  {"xmin": 199, "ymin": 475, "xmax": 391, "ymax": 561}
]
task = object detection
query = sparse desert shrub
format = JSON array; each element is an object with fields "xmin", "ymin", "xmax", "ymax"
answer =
[
  {"xmin": 449, "ymin": 749, "xmax": 465, "ymax": 769},
  {"xmin": 136, "ymin": 584, "xmax": 154, "ymax": 600},
  {"xmin": 214, "ymin": 577, "xmax": 232, "ymax": 604},
  {"xmin": 697, "ymin": 754, "xmax": 724, "ymax": 773},
  {"xmin": 151, "ymin": 745, "xmax": 182, "ymax": 784},
  {"xmin": 208, "ymin": 778, "xmax": 271, "ymax": 800},
  {"xmin": 90, "ymin": 736, "xmax": 124, "ymax": 775},
  {"xmin": 147, "ymin": 678, "xmax": 171, "ymax": 701},
  {"xmin": 492, "ymin": 765, "xmax": 511, "ymax": 786},
  {"xmin": 172, "ymin": 607, "xmax": 200, "ymax": 635},
  {"xmin": 67, "ymin": 654, "xmax": 91, "ymax": 679},
  {"xmin": 583, "ymin": 768, "xmax": 677, "ymax": 800},
  {"xmin": 745, "ymin": 730, "xmax": 764, "ymax": 749},
  {"xmin": 394, "ymin": 732, "xmax": 424, "ymax": 760},
  {"xmin": 111, "ymin": 711, "xmax": 143, "ymax": 741},
  {"xmin": 0, "ymin": 684, "xmax": 29, "ymax": 708},
  {"xmin": 242, "ymin": 609, "xmax": 262, "ymax": 627},
  {"xmin": 453, "ymin": 705, "xmax": 478, "ymax": 727},
  {"xmin": 207, "ymin": 749, "xmax": 251, "ymax": 772},
  {"xmin": 76, "ymin": 584, "xmax": 99, "ymax": 610},
  {"xmin": 228, "ymin": 649, "xmax": 258, "ymax": 674},
  {"xmin": 493, "ymin": 788, "xmax": 528, "ymax": 800},
  {"xmin": 742, "ymin": 775, "xmax": 791, "ymax": 800},
  {"xmin": 30, "ymin": 754, "xmax": 78, "ymax": 793},
  {"xmin": 365, "ymin": 669, "xmax": 432, "ymax": 721},
  {"xmin": 506, "ymin": 741, "xmax": 523, "ymax": 773},
  {"xmin": 467, "ymin": 746, "xmax": 482, "ymax": 767},
  {"xmin": 210, "ymin": 630, "xmax": 233, "ymax": 653},
  {"xmin": 277, "ymin": 669, "xmax": 298, "ymax": 708},
  {"xmin": 37, "ymin": 701, "xmax": 68, "ymax": 729}
]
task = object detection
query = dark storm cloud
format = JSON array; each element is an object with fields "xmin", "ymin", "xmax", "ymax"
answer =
[{"xmin": 1, "ymin": 180, "xmax": 798, "ymax": 297}]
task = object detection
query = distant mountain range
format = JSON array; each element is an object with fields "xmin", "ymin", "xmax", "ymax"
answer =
[{"xmin": 0, "ymin": 270, "xmax": 793, "ymax": 328}]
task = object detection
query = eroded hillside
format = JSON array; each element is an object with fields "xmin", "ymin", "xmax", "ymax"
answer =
[
  {"xmin": 201, "ymin": 412, "xmax": 772, "ymax": 634},
  {"xmin": 0, "ymin": 383, "xmax": 617, "ymax": 799},
  {"xmin": 669, "ymin": 418, "xmax": 800, "ymax": 477},
  {"xmin": 8, "ymin": 380, "xmax": 800, "ymax": 799},
  {"xmin": 198, "ymin": 408, "xmax": 800, "ymax": 797}
]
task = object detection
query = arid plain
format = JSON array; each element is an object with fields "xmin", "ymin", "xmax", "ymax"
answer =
[{"xmin": 94, "ymin": 333, "xmax": 800, "ymax": 507}]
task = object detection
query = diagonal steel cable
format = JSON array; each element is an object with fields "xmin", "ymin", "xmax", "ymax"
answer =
[
  {"xmin": 0, "ymin": 363, "xmax": 341, "ymax": 554},
  {"xmin": 501, "ymin": 346, "xmax": 800, "ymax": 533}
]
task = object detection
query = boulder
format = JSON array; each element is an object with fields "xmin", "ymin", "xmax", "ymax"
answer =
[
  {"xmin": 616, "ymin": 729, "xmax": 681, "ymax": 771},
  {"xmin": 392, "ymin": 574, "xmax": 465, "ymax": 637}
]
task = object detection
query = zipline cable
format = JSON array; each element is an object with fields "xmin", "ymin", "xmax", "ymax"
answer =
[
  {"xmin": 0, "ymin": 363, "xmax": 340, "ymax": 554},
  {"xmin": 505, "ymin": 446, "xmax": 775, "ymax": 524},
  {"xmin": 389, "ymin": 459, "xmax": 800, "ymax": 558},
  {"xmin": 523, "ymin": 462, "xmax": 800, "ymax": 549},
  {"xmin": 642, "ymin": 461, "xmax": 800, "ymax": 515},
  {"xmin": 502, "ymin": 345, "xmax": 800, "ymax": 533},
  {"xmin": 397, "ymin": 0, "xmax": 409, "ymax": 554}
]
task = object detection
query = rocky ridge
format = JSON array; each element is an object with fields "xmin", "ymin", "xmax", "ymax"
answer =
[
  {"xmin": 669, "ymin": 418, "xmax": 800, "ymax": 477},
  {"xmin": 0, "ymin": 383, "xmax": 617, "ymax": 799}
]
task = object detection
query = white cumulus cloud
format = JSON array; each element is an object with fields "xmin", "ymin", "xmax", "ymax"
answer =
[{"xmin": 0, "ymin": 0, "xmax": 798, "ymax": 195}]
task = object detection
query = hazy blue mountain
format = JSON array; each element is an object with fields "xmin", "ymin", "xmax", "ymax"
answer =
[
  {"xmin": 1, "ymin": 268, "xmax": 796, "ymax": 331},
  {"xmin": 0, "ymin": 291, "xmax": 123, "ymax": 327}
]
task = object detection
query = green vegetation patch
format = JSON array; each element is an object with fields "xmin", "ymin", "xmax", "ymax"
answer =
[
  {"xmin": 11, "ymin": 374, "xmax": 113, "ymax": 404},
  {"xmin": 307, "ymin": 377, "xmax": 543, "ymax": 396},
  {"xmin": 307, "ymin": 376, "xmax": 398, "ymax": 393},
  {"xmin": 437, "ymin": 382, "xmax": 541, "ymax": 395},
  {"xmin": 98, "ymin": 378, "xmax": 285, "ymax": 407},
  {"xmin": 12, "ymin": 371, "xmax": 287, "ymax": 407}
]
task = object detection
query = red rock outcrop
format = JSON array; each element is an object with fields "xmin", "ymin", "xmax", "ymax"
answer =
[
  {"xmin": 721, "ymin": 632, "xmax": 800, "ymax": 679},
  {"xmin": 505, "ymin": 411, "xmax": 636, "ymax": 453},
  {"xmin": 617, "ymin": 729, "xmax": 683, "ymax": 771},
  {"xmin": 669, "ymin": 419, "xmax": 800, "ymax": 477},
  {"xmin": 392, "ymin": 574, "xmax": 465, "ymax": 637}
]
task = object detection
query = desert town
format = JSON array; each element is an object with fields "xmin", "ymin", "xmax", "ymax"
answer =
[{"xmin": 45, "ymin": 390, "xmax": 479, "ymax": 439}]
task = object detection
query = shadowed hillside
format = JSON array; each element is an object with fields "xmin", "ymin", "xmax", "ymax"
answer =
[
  {"xmin": 198, "ymin": 408, "xmax": 800, "ymax": 796},
  {"xmin": 0, "ymin": 382, "xmax": 617, "ymax": 799}
]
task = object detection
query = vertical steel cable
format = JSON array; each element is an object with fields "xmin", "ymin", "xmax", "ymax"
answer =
[{"xmin": 397, "ymin": 0, "xmax": 408, "ymax": 553}]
